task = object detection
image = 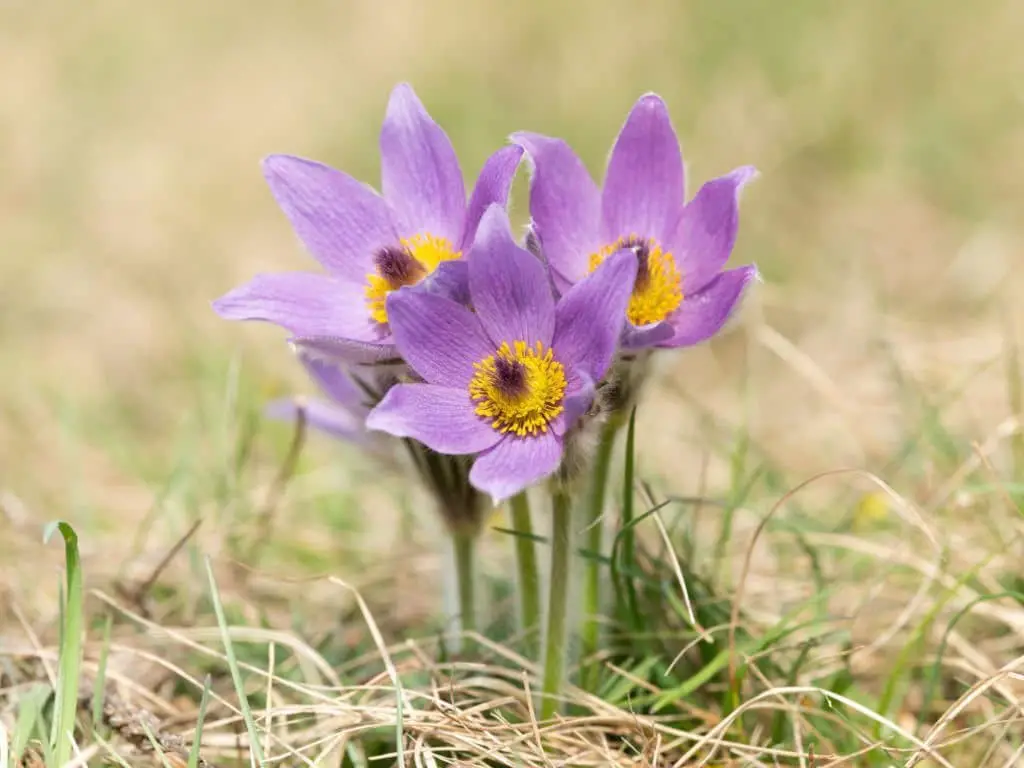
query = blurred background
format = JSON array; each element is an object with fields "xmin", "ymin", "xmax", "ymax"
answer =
[{"xmin": 2, "ymin": 0, "xmax": 1022, "ymax": 613}]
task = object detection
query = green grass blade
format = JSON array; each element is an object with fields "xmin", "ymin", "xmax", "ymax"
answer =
[
  {"xmin": 43, "ymin": 520, "xmax": 84, "ymax": 768},
  {"xmin": 205, "ymin": 557, "xmax": 266, "ymax": 767},
  {"xmin": 188, "ymin": 675, "xmax": 213, "ymax": 768}
]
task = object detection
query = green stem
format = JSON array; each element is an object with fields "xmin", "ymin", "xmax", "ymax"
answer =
[
  {"xmin": 447, "ymin": 531, "xmax": 477, "ymax": 654},
  {"xmin": 509, "ymin": 492, "xmax": 541, "ymax": 652},
  {"xmin": 540, "ymin": 486, "xmax": 573, "ymax": 720},
  {"xmin": 579, "ymin": 416, "xmax": 623, "ymax": 692}
]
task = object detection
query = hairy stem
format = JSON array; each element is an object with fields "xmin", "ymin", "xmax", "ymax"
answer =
[
  {"xmin": 540, "ymin": 486, "xmax": 573, "ymax": 719},
  {"xmin": 510, "ymin": 492, "xmax": 541, "ymax": 652},
  {"xmin": 444, "ymin": 530, "xmax": 477, "ymax": 654},
  {"xmin": 580, "ymin": 415, "xmax": 623, "ymax": 692}
]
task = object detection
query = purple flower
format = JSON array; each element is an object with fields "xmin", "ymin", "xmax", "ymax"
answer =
[
  {"xmin": 213, "ymin": 83, "xmax": 524, "ymax": 358},
  {"xmin": 266, "ymin": 351, "xmax": 372, "ymax": 444},
  {"xmin": 512, "ymin": 93, "xmax": 757, "ymax": 350},
  {"xmin": 365, "ymin": 205, "xmax": 638, "ymax": 503}
]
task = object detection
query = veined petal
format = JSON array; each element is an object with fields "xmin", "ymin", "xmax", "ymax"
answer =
[
  {"xmin": 386, "ymin": 289, "xmax": 493, "ymax": 387},
  {"xmin": 266, "ymin": 397, "xmax": 366, "ymax": 443},
  {"xmin": 262, "ymin": 155, "xmax": 398, "ymax": 282},
  {"xmin": 552, "ymin": 249, "xmax": 637, "ymax": 381},
  {"xmin": 510, "ymin": 131, "xmax": 601, "ymax": 286},
  {"xmin": 418, "ymin": 259, "xmax": 470, "ymax": 306},
  {"xmin": 213, "ymin": 273, "xmax": 384, "ymax": 343},
  {"xmin": 621, "ymin": 320, "xmax": 674, "ymax": 350},
  {"xmin": 469, "ymin": 432, "xmax": 563, "ymax": 504},
  {"xmin": 552, "ymin": 373, "xmax": 594, "ymax": 437},
  {"xmin": 661, "ymin": 265, "xmax": 757, "ymax": 348},
  {"xmin": 601, "ymin": 93, "xmax": 685, "ymax": 246},
  {"xmin": 366, "ymin": 384, "xmax": 500, "ymax": 454},
  {"xmin": 461, "ymin": 145, "xmax": 524, "ymax": 249},
  {"xmin": 468, "ymin": 205, "xmax": 555, "ymax": 348},
  {"xmin": 295, "ymin": 352, "xmax": 367, "ymax": 413},
  {"xmin": 670, "ymin": 166, "xmax": 758, "ymax": 293},
  {"xmin": 289, "ymin": 335, "xmax": 400, "ymax": 365},
  {"xmin": 380, "ymin": 83, "xmax": 466, "ymax": 243}
]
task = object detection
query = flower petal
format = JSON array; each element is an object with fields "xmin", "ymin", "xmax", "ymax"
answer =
[
  {"xmin": 552, "ymin": 373, "xmax": 594, "ymax": 437},
  {"xmin": 366, "ymin": 384, "xmax": 500, "ymax": 454},
  {"xmin": 386, "ymin": 289, "xmax": 493, "ymax": 387},
  {"xmin": 266, "ymin": 397, "xmax": 366, "ymax": 443},
  {"xmin": 670, "ymin": 166, "xmax": 758, "ymax": 293},
  {"xmin": 262, "ymin": 155, "xmax": 398, "ymax": 282},
  {"xmin": 213, "ymin": 273, "xmax": 385, "ymax": 342},
  {"xmin": 461, "ymin": 145, "xmax": 524, "ymax": 249},
  {"xmin": 379, "ymin": 83, "xmax": 466, "ymax": 243},
  {"xmin": 289, "ymin": 335, "xmax": 401, "ymax": 365},
  {"xmin": 510, "ymin": 131, "xmax": 601, "ymax": 286},
  {"xmin": 552, "ymin": 249, "xmax": 637, "ymax": 381},
  {"xmin": 419, "ymin": 259, "xmax": 470, "ymax": 306},
  {"xmin": 621, "ymin": 320, "xmax": 675, "ymax": 350},
  {"xmin": 468, "ymin": 205, "xmax": 555, "ymax": 348},
  {"xmin": 661, "ymin": 265, "xmax": 758, "ymax": 348},
  {"xmin": 469, "ymin": 432, "xmax": 563, "ymax": 504},
  {"xmin": 601, "ymin": 93, "xmax": 685, "ymax": 246},
  {"xmin": 295, "ymin": 352, "xmax": 367, "ymax": 412}
]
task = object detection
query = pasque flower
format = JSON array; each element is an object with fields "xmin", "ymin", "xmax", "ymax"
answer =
[
  {"xmin": 512, "ymin": 93, "xmax": 757, "ymax": 350},
  {"xmin": 265, "ymin": 351, "xmax": 375, "ymax": 444},
  {"xmin": 366, "ymin": 205, "xmax": 638, "ymax": 503},
  {"xmin": 213, "ymin": 82, "xmax": 523, "ymax": 359}
]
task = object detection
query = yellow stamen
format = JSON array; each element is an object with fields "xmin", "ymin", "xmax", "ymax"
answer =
[
  {"xmin": 469, "ymin": 341, "xmax": 566, "ymax": 437},
  {"xmin": 364, "ymin": 233, "xmax": 461, "ymax": 324},
  {"xmin": 588, "ymin": 235, "xmax": 683, "ymax": 326}
]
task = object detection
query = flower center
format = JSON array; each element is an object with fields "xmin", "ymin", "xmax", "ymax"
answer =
[
  {"xmin": 588, "ymin": 235, "xmax": 683, "ymax": 326},
  {"xmin": 364, "ymin": 233, "xmax": 461, "ymax": 324},
  {"xmin": 469, "ymin": 341, "xmax": 567, "ymax": 436}
]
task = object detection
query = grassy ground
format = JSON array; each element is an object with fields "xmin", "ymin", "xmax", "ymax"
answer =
[{"xmin": 3, "ymin": 0, "xmax": 1024, "ymax": 764}]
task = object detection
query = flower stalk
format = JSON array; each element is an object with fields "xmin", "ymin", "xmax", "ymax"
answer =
[
  {"xmin": 509, "ymin": 491, "xmax": 541, "ymax": 650},
  {"xmin": 579, "ymin": 413, "xmax": 624, "ymax": 691},
  {"xmin": 448, "ymin": 529, "xmax": 477, "ymax": 652},
  {"xmin": 540, "ymin": 484, "xmax": 574, "ymax": 720}
]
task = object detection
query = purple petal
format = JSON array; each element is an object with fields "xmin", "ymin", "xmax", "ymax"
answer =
[
  {"xmin": 266, "ymin": 397, "xmax": 366, "ymax": 443},
  {"xmin": 552, "ymin": 373, "xmax": 594, "ymax": 437},
  {"xmin": 601, "ymin": 93, "xmax": 685, "ymax": 246},
  {"xmin": 379, "ymin": 83, "xmax": 466, "ymax": 243},
  {"xmin": 510, "ymin": 131, "xmax": 601, "ymax": 286},
  {"xmin": 621, "ymin": 321, "xmax": 674, "ymax": 350},
  {"xmin": 669, "ymin": 166, "xmax": 758, "ymax": 293},
  {"xmin": 469, "ymin": 432, "xmax": 563, "ymax": 504},
  {"xmin": 213, "ymin": 273, "xmax": 384, "ymax": 342},
  {"xmin": 295, "ymin": 353, "xmax": 367, "ymax": 413},
  {"xmin": 461, "ymin": 145, "xmax": 524, "ymax": 250},
  {"xmin": 468, "ymin": 205, "xmax": 555, "ymax": 348},
  {"xmin": 661, "ymin": 265, "xmax": 758, "ymax": 348},
  {"xmin": 366, "ymin": 384, "xmax": 500, "ymax": 454},
  {"xmin": 262, "ymin": 155, "xmax": 398, "ymax": 282},
  {"xmin": 417, "ymin": 259, "xmax": 470, "ymax": 306},
  {"xmin": 386, "ymin": 289, "xmax": 493, "ymax": 387},
  {"xmin": 290, "ymin": 335, "xmax": 400, "ymax": 365},
  {"xmin": 552, "ymin": 249, "xmax": 638, "ymax": 381}
]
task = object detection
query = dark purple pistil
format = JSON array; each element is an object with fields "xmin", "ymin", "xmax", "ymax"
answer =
[
  {"xmin": 374, "ymin": 245, "xmax": 426, "ymax": 286},
  {"xmin": 620, "ymin": 235, "xmax": 651, "ymax": 291},
  {"xmin": 493, "ymin": 355, "xmax": 528, "ymax": 399}
]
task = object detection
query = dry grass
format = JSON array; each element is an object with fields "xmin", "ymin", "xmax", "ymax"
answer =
[{"xmin": 4, "ymin": 0, "xmax": 1024, "ymax": 765}]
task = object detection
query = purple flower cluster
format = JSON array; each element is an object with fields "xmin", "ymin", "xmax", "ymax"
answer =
[{"xmin": 215, "ymin": 83, "xmax": 757, "ymax": 504}]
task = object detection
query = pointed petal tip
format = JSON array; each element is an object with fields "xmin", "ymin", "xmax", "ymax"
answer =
[
  {"xmin": 260, "ymin": 153, "xmax": 310, "ymax": 180},
  {"xmin": 730, "ymin": 165, "xmax": 761, "ymax": 189},
  {"xmin": 634, "ymin": 91, "xmax": 669, "ymax": 110}
]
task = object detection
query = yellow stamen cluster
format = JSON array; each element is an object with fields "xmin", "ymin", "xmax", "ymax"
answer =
[
  {"xmin": 364, "ymin": 233, "xmax": 461, "ymax": 324},
  {"xmin": 469, "ymin": 341, "xmax": 567, "ymax": 436},
  {"xmin": 588, "ymin": 236, "xmax": 683, "ymax": 326}
]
